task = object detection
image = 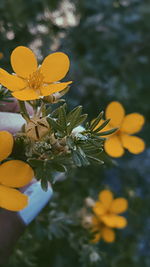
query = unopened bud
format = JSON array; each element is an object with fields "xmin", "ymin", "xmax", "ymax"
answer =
[
  {"xmin": 25, "ymin": 117, "xmax": 49, "ymax": 141},
  {"xmin": 82, "ymin": 215, "xmax": 93, "ymax": 229},
  {"xmin": 85, "ymin": 197, "xmax": 95, "ymax": 207}
]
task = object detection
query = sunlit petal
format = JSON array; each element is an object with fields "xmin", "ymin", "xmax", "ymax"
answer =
[
  {"xmin": 0, "ymin": 68, "xmax": 26, "ymax": 91},
  {"xmin": 41, "ymin": 52, "xmax": 70, "ymax": 83},
  {"xmin": 104, "ymin": 135, "xmax": 124, "ymax": 158},
  {"xmin": 110, "ymin": 198, "xmax": 128, "ymax": 214},
  {"xmin": 12, "ymin": 87, "xmax": 40, "ymax": 100},
  {"xmin": 121, "ymin": 113, "xmax": 145, "ymax": 134},
  {"xmin": 106, "ymin": 101, "xmax": 125, "ymax": 127},
  {"xmin": 101, "ymin": 214, "xmax": 127, "ymax": 228},
  {"xmin": 40, "ymin": 81, "xmax": 72, "ymax": 96},
  {"xmin": 102, "ymin": 227, "xmax": 115, "ymax": 243},
  {"xmin": 0, "ymin": 131, "xmax": 14, "ymax": 161},
  {"xmin": 98, "ymin": 190, "xmax": 113, "ymax": 209},
  {"xmin": 0, "ymin": 160, "xmax": 34, "ymax": 188},
  {"xmin": 120, "ymin": 134, "xmax": 145, "ymax": 154},
  {"xmin": 0, "ymin": 185, "xmax": 28, "ymax": 211},
  {"xmin": 93, "ymin": 201, "xmax": 106, "ymax": 216},
  {"xmin": 11, "ymin": 46, "xmax": 37, "ymax": 78}
]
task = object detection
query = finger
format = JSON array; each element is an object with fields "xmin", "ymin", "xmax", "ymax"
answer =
[
  {"xmin": 0, "ymin": 112, "xmax": 25, "ymax": 133},
  {"xmin": 0, "ymin": 98, "xmax": 33, "ymax": 115}
]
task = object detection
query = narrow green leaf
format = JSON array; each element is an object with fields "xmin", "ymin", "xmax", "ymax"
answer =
[
  {"xmin": 67, "ymin": 105, "xmax": 82, "ymax": 122},
  {"xmin": 89, "ymin": 111, "xmax": 104, "ymax": 131},
  {"xmin": 67, "ymin": 106, "xmax": 83, "ymax": 134},
  {"xmin": 96, "ymin": 128, "xmax": 118, "ymax": 136},
  {"xmin": 73, "ymin": 114, "xmax": 88, "ymax": 128},
  {"xmin": 72, "ymin": 150, "xmax": 82, "ymax": 167},
  {"xmin": 66, "ymin": 136, "xmax": 76, "ymax": 149},
  {"xmin": 87, "ymin": 155, "xmax": 104, "ymax": 165},
  {"xmin": 93, "ymin": 119, "xmax": 110, "ymax": 133}
]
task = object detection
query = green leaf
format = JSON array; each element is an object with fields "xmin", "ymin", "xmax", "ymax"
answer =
[
  {"xmin": 96, "ymin": 127, "xmax": 118, "ymax": 136},
  {"xmin": 58, "ymin": 103, "xmax": 67, "ymax": 130},
  {"xmin": 93, "ymin": 119, "xmax": 110, "ymax": 133},
  {"xmin": 51, "ymin": 162, "xmax": 67, "ymax": 173},
  {"xmin": 67, "ymin": 106, "xmax": 83, "ymax": 134},
  {"xmin": 73, "ymin": 114, "xmax": 88, "ymax": 128},
  {"xmin": 72, "ymin": 150, "xmax": 82, "ymax": 167},
  {"xmin": 41, "ymin": 178, "xmax": 48, "ymax": 191},
  {"xmin": 89, "ymin": 111, "xmax": 104, "ymax": 131},
  {"xmin": 66, "ymin": 136, "xmax": 75, "ymax": 149},
  {"xmin": 87, "ymin": 155, "xmax": 104, "ymax": 165},
  {"xmin": 47, "ymin": 117, "xmax": 65, "ymax": 133}
]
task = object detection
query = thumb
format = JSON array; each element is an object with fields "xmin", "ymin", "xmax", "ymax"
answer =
[{"xmin": 0, "ymin": 112, "xmax": 26, "ymax": 134}]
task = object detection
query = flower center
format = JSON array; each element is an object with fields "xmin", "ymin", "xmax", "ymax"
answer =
[{"xmin": 27, "ymin": 69, "xmax": 44, "ymax": 90}]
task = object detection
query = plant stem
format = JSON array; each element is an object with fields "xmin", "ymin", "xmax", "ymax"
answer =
[{"xmin": 18, "ymin": 100, "xmax": 30, "ymax": 122}]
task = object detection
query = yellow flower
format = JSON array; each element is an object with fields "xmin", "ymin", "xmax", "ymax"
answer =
[
  {"xmin": 96, "ymin": 101, "xmax": 145, "ymax": 157},
  {"xmin": 91, "ymin": 189, "xmax": 128, "ymax": 243},
  {"xmin": 0, "ymin": 46, "xmax": 72, "ymax": 100},
  {"xmin": 0, "ymin": 131, "xmax": 34, "ymax": 211}
]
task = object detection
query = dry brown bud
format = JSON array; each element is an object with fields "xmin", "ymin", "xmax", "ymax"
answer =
[{"xmin": 25, "ymin": 117, "xmax": 49, "ymax": 141}]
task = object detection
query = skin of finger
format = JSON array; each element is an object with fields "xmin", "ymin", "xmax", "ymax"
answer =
[
  {"xmin": 0, "ymin": 112, "xmax": 26, "ymax": 133},
  {"xmin": 0, "ymin": 98, "xmax": 33, "ymax": 115}
]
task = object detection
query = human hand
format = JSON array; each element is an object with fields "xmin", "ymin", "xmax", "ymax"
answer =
[{"xmin": 0, "ymin": 99, "xmax": 52, "ymax": 265}]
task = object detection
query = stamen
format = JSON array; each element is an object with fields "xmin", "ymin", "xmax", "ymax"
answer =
[{"xmin": 28, "ymin": 69, "xmax": 44, "ymax": 90}]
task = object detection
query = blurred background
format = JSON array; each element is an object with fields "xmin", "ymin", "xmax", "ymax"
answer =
[{"xmin": 0, "ymin": 0, "xmax": 150, "ymax": 266}]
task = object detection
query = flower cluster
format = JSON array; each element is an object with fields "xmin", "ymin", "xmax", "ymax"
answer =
[
  {"xmin": 0, "ymin": 45, "xmax": 146, "ymax": 214},
  {"xmin": 82, "ymin": 190, "xmax": 128, "ymax": 243}
]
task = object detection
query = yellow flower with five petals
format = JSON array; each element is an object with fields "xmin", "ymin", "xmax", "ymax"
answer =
[
  {"xmin": 0, "ymin": 131, "xmax": 34, "ymax": 211},
  {"xmin": 0, "ymin": 46, "xmax": 72, "ymax": 100},
  {"xmin": 96, "ymin": 101, "xmax": 145, "ymax": 157},
  {"xmin": 91, "ymin": 189, "xmax": 128, "ymax": 243}
]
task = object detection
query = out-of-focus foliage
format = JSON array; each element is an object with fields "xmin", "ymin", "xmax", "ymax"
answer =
[{"xmin": 0, "ymin": 0, "xmax": 150, "ymax": 266}]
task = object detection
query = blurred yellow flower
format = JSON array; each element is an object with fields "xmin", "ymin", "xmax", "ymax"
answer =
[
  {"xmin": 91, "ymin": 189, "xmax": 128, "ymax": 243},
  {"xmin": 96, "ymin": 101, "xmax": 145, "ymax": 157},
  {"xmin": 0, "ymin": 52, "xmax": 3, "ymax": 60},
  {"xmin": 0, "ymin": 46, "xmax": 72, "ymax": 100},
  {"xmin": 0, "ymin": 131, "xmax": 34, "ymax": 211}
]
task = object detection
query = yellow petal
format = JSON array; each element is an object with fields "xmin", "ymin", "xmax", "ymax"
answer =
[
  {"xmin": 40, "ymin": 81, "xmax": 72, "ymax": 96},
  {"xmin": 11, "ymin": 46, "xmax": 38, "ymax": 78},
  {"xmin": 92, "ymin": 216, "xmax": 100, "ymax": 228},
  {"xmin": 98, "ymin": 190, "xmax": 113, "ymax": 209},
  {"xmin": 110, "ymin": 198, "xmax": 128, "ymax": 214},
  {"xmin": 0, "ymin": 68, "xmax": 26, "ymax": 91},
  {"xmin": 101, "ymin": 214, "xmax": 127, "ymax": 228},
  {"xmin": 120, "ymin": 134, "xmax": 145, "ymax": 154},
  {"xmin": 0, "ymin": 160, "xmax": 34, "ymax": 188},
  {"xmin": 91, "ymin": 232, "xmax": 101, "ymax": 243},
  {"xmin": 0, "ymin": 185, "xmax": 28, "ymax": 211},
  {"xmin": 121, "ymin": 113, "xmax": 145, "ymax": 134},
  {"xmin": 40, "ymin": 52, "xmax": 70, "ymax": 83},
  {"xmin": 12, "ymin": 87, "xmax": 40, "ymax": 100},
  {"xmin": 0, "ymin": 131, "xmax": 14, "ymax": 161},
  {"xmin": 104, "ymin": 135, "xmax": 124, "ymax": 158},
  {"xmin": 102, "ymin": 227, "xmax": 115, "ymax": 243},
  {"xmin": 93, "ymin": 201, "xmax": 106, "ymax": 216},
  {"xmin": 105, "ymin": 101, "xmax": 125, "ymax": 127}
]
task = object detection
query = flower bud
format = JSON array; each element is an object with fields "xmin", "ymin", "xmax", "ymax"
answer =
[
  {"xmin": 25, "ymin": 117, "xmax": 49, "ymax": 141},
  {"xmin": 85, "ymin": 197, "xmax": 95, "ymax": 207}
]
